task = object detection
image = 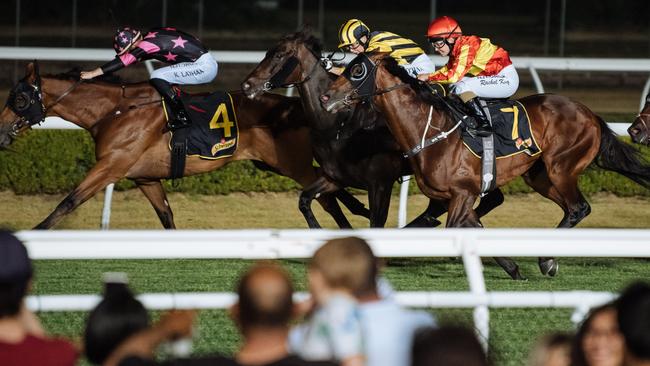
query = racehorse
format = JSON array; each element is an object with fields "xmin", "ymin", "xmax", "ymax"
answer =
[
  {"xmin": 321, "ymin": 53, "xmax": 650, "ymax": 277},
  {"xmin": 628, "ymin": 93, "xmax": 650, "ymax": 145},
  {"xmin": 241, "ymin": 31, "xmax": 505, "ymax": 230},
  {"xmin": 0, "ymin": 61, "xmax": 367, "ymax": 229}
]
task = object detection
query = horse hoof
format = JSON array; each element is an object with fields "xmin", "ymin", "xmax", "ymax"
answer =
[
  {"xmin": 404, "ymin": 216, "xmax": 442, "ymax": 228},
  {"xmin": 539, "ymin": 259, "xmax": 559, "ymax": 277},
  {"xmin": 508, "ymin": 267, "xmax": 527, "ymax": 281}
]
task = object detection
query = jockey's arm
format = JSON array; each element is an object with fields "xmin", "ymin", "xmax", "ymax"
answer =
[{"xmin": 330, "ymin": 66, "xmax": 345, "ymax": 75}]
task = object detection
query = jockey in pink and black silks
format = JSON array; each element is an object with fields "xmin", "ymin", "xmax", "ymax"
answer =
[{"xmin": 81, "ymin": 27, "xmax": 218, "ymax": 128}]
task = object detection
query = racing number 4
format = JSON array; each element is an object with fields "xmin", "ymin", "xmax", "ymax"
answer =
[{"xmin": 209, "ymin": 103, "xmax": 234, "ymax": 137}]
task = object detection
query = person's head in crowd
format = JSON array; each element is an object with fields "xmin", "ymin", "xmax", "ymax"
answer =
[
  {"xmin": 528, "ymin": 333, "xmax": 572, "ymax": 366},
  {"xmin": 308, "ymin": 236, "xmax": 378, "ymax": 304},
  {"xmin": 571, "ymin": 303, "xmax": 624, "ymax": 366},
  {"xmin": 616, "ymin": 281, "xmax": 650, "ymax": 365},
  {"xmin": 84, "ymin": 273, "xmax": 149, "ymax": 365},
  {"xmin": 412, "ymin": 325, "xmax": 488, "ymax": 366},
  {"xmin": 0, "ymin": 230, "xmax": 33, "ymax": 319},
  {"xmin": 231, "ymin": 261, "xmax": 294, "ymax": 334}
]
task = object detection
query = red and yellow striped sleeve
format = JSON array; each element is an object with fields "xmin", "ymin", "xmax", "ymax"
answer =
[{"xmin": 428, "ymin": 36, "xmax": 481, "ymax": 83}]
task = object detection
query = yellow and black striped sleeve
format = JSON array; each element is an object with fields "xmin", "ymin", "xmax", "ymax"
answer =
[{"xmin": 366, "ymin": 31, "xmax": 425, "ymax": 65}]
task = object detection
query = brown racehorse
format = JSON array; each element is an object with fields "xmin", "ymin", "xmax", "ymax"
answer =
[
  {"xmin": 0, "ymin": 62, "xmax": 366, "ymax": 229},
  {"xmin": 628, "ymin": 93, "xmax": 650, "ymax": 145},
  {"xmin": 321, "ymin": 53, "xmax": 650, "ymax": 277}
]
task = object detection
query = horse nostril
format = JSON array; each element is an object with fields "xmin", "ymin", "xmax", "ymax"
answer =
[
  {"xmin": 320, "ymin": 94, "xmax": 330, "ymax": 103},
  {"xmin": 242, "ymin": 82, "xmax": 251, "ymax": 91}
]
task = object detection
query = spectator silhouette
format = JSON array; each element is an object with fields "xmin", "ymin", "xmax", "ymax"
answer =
[
  {"xmin": 108, "ymin": 261, "xmax": 338, "ymax": 366},
  {"xmin": 411, "ymin": 325, "xmax": 488, "ymax": 366},
  {"xmin": 616, "ymin": 282, "xmax": 650, "ymax": 366},
  {"xmin": 84, "ymin": 273, "xmax": 150, "ymax": 364},
  {"xmin": 570, "ymin": 303, "xmax": 624, "ymax": 366},
  {"xmin": 0, "ymin": 230, "xmax": 78, "ymax": 366}
]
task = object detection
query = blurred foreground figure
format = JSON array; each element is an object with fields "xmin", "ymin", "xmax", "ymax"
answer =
[
  {"xmin": 411, "ymin": 325, "xmax": 488, "ymax": 366},
  {"xmin": 571, "ymin": 303, "xmax": 624, "ymax": 366},
  {"xmin": 616, "ymin": 282, "xmax": 650, "ymax": 366},
  {"xmin": 0, "ymin": 230, "xmax": 78, "ymax": 366}
]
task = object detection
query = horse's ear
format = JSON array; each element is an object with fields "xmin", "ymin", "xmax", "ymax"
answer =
[
  {"xmin": 23, "ymin": 60, "xmax": 39, "ymax": 84},
  {"xmin": 299, "ymin": 23, "xmax": 314, "ymax": 37}
]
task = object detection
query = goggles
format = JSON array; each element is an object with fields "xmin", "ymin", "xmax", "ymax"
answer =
[{"xmin": 428, "ymin": 38, "xmax": 446, "ymax": 49}]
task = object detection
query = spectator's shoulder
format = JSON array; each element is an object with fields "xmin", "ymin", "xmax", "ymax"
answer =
[{"xmin": 268, "ymin": 355, "xmax": 339, "ymax": 366}]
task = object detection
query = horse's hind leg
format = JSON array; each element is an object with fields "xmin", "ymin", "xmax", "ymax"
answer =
[
  {"xmin": 135, "ymin": 179, "xmax": 175, "ymax": 229},
  {"xmin": 368, "ymin": 182, "xmax": 393, "ymax": 228},
  {"xmin": 34, "ymin": 162, "xmax": 123, "ymax": 229}
]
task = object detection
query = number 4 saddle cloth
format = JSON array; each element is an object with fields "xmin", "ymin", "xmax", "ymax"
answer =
[
  {"xmin": 165, "ymin": 91, "xmax": 239, "ymax": 159},
  {"xmin": 461, "ymin": 99, "xmax": 541, "ymax": 159}
]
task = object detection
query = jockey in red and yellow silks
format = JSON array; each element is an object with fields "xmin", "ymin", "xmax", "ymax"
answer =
[
  {"xmin": 419, "ymin": 16, "xmax": 519, "ymax": 137},
  {"xmin": 428, "ymin": 35, "xmax": 513, "ymax": 84}
]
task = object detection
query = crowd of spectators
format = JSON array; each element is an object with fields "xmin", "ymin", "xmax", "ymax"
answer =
[{"xmin": 1, "ymin": 230, "xmax": 649, "ymax": 366}]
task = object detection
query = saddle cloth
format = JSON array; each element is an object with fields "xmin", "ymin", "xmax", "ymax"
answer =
[
  {"xmin": 461, "ymin": 100, "xmax": 541, "ymax": 159},
  {"xmin": 165, "ymin": 91, "xmax": 239, "ymax": 159}
]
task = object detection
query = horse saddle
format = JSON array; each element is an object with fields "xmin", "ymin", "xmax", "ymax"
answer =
[
  {"xmin": 166, "ymin": 90, "xmax": 239, "ymax": 160},
  {"xmin": 460, "ymin": 99, "xmax": 542, "ymax": 159}
]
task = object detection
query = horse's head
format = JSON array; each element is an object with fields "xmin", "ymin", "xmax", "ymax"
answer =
[
  {"xmin": 629, "ymin": 94, "xmax": 650, "ymax": 145},
  {"xmin": 0, "ymin": 61, "xmax": 47, "ymax": 149},
  {"xmin": 320, "ymin": 53, "xmax": 389, "ymax": 114},
  {"xmin": 241, "ymin": 30, "xmax": 328, "ymax": 99}
]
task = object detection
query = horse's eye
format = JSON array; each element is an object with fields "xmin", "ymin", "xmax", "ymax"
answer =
[
  {"xmin": 350, "ymin": 64, "xmax": 366, "ymax": 80},
  {"xmin": 14, "ymin": 92, "xmax": 30, "ymax": 111},
  {"xmin": 275, "ymin": 53, "xmax": 285, "ymax": 59}
]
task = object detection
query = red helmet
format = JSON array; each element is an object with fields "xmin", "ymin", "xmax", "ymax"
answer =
[
  {"xmin": 427, "ymin": 16, "xmax": 462, "ymax": 40},
  {"xmin": 113, "ymin": 27, "xmax": 141, "ymax": 55}
]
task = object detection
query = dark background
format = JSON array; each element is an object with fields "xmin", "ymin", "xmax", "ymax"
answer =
[{"xmin": 1, "ymin": 0, "xmax": 649, "ymax": 118}]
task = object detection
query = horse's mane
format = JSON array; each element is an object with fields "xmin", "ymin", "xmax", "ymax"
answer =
[
  {"xmin": 380, "ymin": 56, "xmax": 449, "ymax": 109},
  {"xmin": 270, "ymin": 28, "xmax": 323, "ymax": 58}
]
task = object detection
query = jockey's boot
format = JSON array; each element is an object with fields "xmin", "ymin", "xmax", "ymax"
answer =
[
  {"xmin": 466, "ymin": 97, "xmax": 492, "ymax": 137},
  {"xmin": 150, "ymin": 78, "xmax": 190, "ymax": 130}
]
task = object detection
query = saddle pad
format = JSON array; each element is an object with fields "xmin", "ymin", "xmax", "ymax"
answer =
[
  {"xmin": 461, "ymin": 100, "xmax": 541, "ymax": 159},
  {"xmin": 167, "ymin": 91, "xmax": 239, "ymax": 159}
]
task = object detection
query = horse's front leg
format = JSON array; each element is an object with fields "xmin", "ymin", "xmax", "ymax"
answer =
[
  {"xmin": 446, "ymin": 192, "xmax": 524, "ymax": 280},
  {"xmin": 34, "ymin": 161, "xmax": 127, "ymax": 229},
  {"xmin": 299, "ymin": 176, "xmax": 344, "ymax": 228}
]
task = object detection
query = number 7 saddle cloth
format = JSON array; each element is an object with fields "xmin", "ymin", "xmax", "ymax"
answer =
[
  {"xmin": 461, "ymin": 99, "xmax": 541, "ymax": 159},
  {"xmin": 165, "ymin": 91, "xmax": 239, "ymax": 159}
]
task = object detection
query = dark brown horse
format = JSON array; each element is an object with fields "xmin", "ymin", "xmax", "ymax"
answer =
[
  {"xmin": 241, "ymin": 31, "xmax": 505, "ymax": 230},
  {"xmin": 0, "ymin": 62, "xmax": 366, "ymax": 229},
  {"xmin": 321, "ymin": 53, "xmax": 650, "ymax": 276},
  {"xmin": 628, "ymin": 93, "xmax": 650, "ymax": 145}
]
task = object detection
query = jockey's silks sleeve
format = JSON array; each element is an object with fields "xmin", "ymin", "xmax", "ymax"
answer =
[
  {"xmin": 365, "ymin": 31, "xmax": 426, "ymax": 65},
  {"xmin": 101, "ymin": 27, "xmax": 207, "ymax": 74},
  {"xmin": 429, "ymin": 35, "xmax": 512, "ymax": 84}
]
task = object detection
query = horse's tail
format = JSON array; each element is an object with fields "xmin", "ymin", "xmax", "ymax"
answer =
[{"xmin": 595, "ymin": 116, "xmax": 650, "ymax": 189}]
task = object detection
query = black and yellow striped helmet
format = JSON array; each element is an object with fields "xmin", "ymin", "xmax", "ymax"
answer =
[{"xmin": 338, "ymin": 19, "xmax": 370, "ymax": 48}]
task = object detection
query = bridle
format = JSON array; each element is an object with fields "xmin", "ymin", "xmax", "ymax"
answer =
[
  {"xmin": 262, "ymin": 46, "xmax": 331, "ymax": 92},
  {"xmin": 6, "ymin": 64, "xmax": 81, "ymax": 138}
]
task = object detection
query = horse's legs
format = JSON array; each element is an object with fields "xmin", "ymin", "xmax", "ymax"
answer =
[
  {"xmin": 405, "ymin": 199, "xmax": 444, "ymax": 228},
  {"xmin": 314, "ymin": 193, "xmax": 353, "ymax": 229},
  {"xmin": 446, "ymin": 192, "xmax": 524, "ymax": 280},
  {"xmin": 299, "ymin": 177, "xmax": 345, "ymax": 228},
  {"xmin": 335, "ymin": 189, "xmax": 371, "ymax": 219},
  {"xmin": 135, "ymin": 179, "xmax": 176, "ymax": 229},
  {"xmin": 367, "ymin": 183, "xmax": 392, "ymax": 228},
  {"xmin": 34, "ymin": 163, "xmax": 123, "ymax": 229},
  {"xmin": 405, "ymin": 188, "xmax": 503, "ymax": 228}
]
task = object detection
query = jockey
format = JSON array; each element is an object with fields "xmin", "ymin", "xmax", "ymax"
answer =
[
  {"xmin": 80, "ymin": 26, "xmax": 218, "ymax": 128},
  {"xmin": 335, "ymin": 19, "xmax": 436, "ymax": 79},
  {"xmin": 418, "ymin": 16, "xmax": 519, "ymax": 137}
]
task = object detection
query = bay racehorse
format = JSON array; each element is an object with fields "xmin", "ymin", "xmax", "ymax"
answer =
[
  {"xmin": 321, "ymin": 53, "xmax": 650, "ymax": 278},
  {"xmin": 241, "ymin": 31, "xmax": 505, "ymax": 230},
  {"xmin": 0, "ymin": 61, "xmax": 368, "ymax": 229}
]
